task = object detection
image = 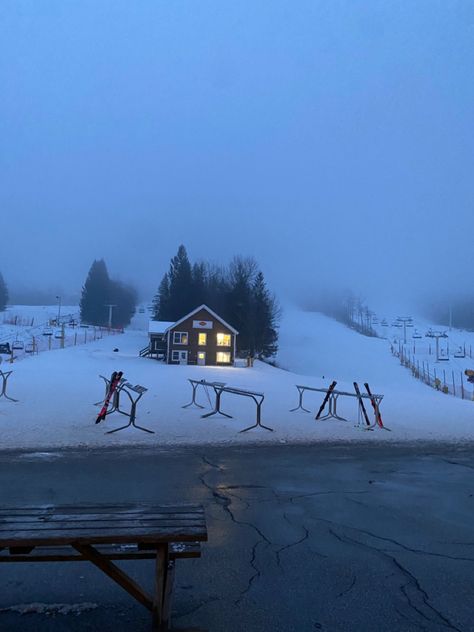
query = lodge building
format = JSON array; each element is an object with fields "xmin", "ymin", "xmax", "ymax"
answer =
[{"xmin": 146, "ymin": 305, "xmax": 238, "ymax": 366}]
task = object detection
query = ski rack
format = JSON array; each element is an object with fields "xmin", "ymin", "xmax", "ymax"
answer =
[
  {"xmin": 95, "ymin": 374, "xmax": 127, "ymax": 412},
  {"xmin": 182, "ymin": 379, "xmax": 226, "ymax": 409},
  {"xmin": 96, "ymin": 374, "xmax": 153, "ymax": 434},
  {"xmin": 200, "ymin": 382, "xmax": 273, "ymax": 433},
  {"xmin": 0, "ymin": 370, "xmax": 18, "ymax": 402},
  {"xmin": 106, "ymin": 383, "xmax": 153, "ymax": 435},
  {"xmin": 290, "ymin": 383, "xmax": 387, "ymax": 429}
]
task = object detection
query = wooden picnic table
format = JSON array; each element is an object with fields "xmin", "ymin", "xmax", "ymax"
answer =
[{"xmin": 0, "ymin": 503, "xmax": 207, "ymax": 631}]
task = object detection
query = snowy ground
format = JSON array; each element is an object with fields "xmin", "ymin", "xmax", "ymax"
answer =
[{"xmin": 0, "ymin": 305, "xmax": 473, "ymax": 450}]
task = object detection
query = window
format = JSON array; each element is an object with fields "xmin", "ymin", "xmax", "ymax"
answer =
[
  {"xmin": 216, "ymin": 333, "xmax": 231, "ymax": 347},
  {"xmin": 216, "ymin": 351, "xmax": 231, "ymax": 363},
  {"xmin": 172, "ymin": 350, "xmax": 180, "ymax": 362},
  {"xmin": 198, "ymin": 332, "xmax": 207, "ymax": 346},
  {"xmin": 173, "ymin": 331, "xmax": 188, "ymax": 345}
]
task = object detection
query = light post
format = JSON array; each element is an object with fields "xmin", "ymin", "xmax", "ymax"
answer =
[{"xmin": 56, "ymin": 296, "xmax": 62, "ymax": 325}]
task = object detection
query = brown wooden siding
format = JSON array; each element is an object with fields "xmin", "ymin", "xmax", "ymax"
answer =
[{"xmin": 167, "ymin": 308, "xmax": 236, "ymax": 365}]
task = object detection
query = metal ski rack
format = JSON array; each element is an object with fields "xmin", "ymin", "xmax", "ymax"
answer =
[
  {"xmin": 106, "ymin": 382, "xmax": 153, "ymax": 435},
  {"xmin": 0, "ymin": 370, "xmax": 18, "ymax": 402},
  {"xmin": 289, "ymin": 385, "xmax": 312, "ymax": 413},
  {"xmin": 182, "ymin": 379, "xmax": 226, "ymax": 409},
  {"xmin": 201, "ymin": 384, "xmax": 272, "ymax": 432},
  {"xmin": 95, "ymin": 374, "xmax": 127, "ymax": 413}
]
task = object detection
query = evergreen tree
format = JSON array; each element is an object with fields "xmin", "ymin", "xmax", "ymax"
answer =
[
  {"xmin": 191, "ymin": 261, "xmax": 208, "ymax": 307},
  {"xmin": 250, "ymin": 272, "xmax": 279, "ymax": 358},
  {"xmin": 152, "ymin": 273, "xmax": 171, "ymax": 320},
  {"xmin": 226, "ymin": 257, "xmax": 257, "ymax": 350},
  {"xmin": 167, "ymin": 245, "xmax": 194, "ymax": 318},
  {"xmin": 80, "ymin": 259, "xmax": 110, "ymax": 326},
  {"xmin": 0, "ymin": 272, "xmax": 8, "ymax": 312}
]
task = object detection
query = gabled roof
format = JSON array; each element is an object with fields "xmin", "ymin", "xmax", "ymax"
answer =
[
  {"xmin": 149, "ymin": 320, "xmax": 175, "ymax": 335},
  {"xmin": 164, "ymin": 304, "xmax": 239, "ymax": 335}
]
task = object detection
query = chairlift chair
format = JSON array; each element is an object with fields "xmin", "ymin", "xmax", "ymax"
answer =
[
  {"xmin": 381, "ymin": 319, "xmax": 388, "ymax": 327},
  {"xmin": 454, "ymin": 346, "xmax": 466, "ymax": 359},
  {"xmin": 54, "ymin": 329, "xmax": 64, "ymax": 339},
  {"xmin": 412, "ymin": 330, "xmax": 422, "ymax": 339},
  {"xmin": 12, "ymin": 339, "xmax": 24, "ymax": 350},
  {"xmin": 42, "ymin": 327, "xmax": 53, "ymax": 336},
  {"xmin": 25, "ymin": 343, "xmax": 35, "ymax": 353}
]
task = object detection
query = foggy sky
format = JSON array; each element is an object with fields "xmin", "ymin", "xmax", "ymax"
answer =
[{"xmin": 1, "ymin": 1, "xmax": 473, "ymax": 307}]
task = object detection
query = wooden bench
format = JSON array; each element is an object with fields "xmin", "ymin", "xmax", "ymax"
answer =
[{"xmin": 0, "ymin": 503, "xmax": 207, "ymax": 631}]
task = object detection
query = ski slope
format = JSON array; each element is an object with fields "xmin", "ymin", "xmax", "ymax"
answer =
[{"xmin": 0, "ymin": 305, "xmax": 473, "ymax": 451}]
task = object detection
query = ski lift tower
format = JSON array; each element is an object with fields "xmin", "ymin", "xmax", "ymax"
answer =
[
  {"xmin": 425, "ymin": 329, "xmax": 449, "ymax": 362},
  {"xmin": 396, "ymin": 316, "xmax": 413, "ymax": 344}
]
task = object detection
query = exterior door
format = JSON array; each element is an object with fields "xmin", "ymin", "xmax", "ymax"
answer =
[
  {"xmin": 197, "ymin": 351, "xmax": 206, "ymax": 366},
  {"xmin": 179, "ymin": 351, "xmax": 188, "ymax": 365}
]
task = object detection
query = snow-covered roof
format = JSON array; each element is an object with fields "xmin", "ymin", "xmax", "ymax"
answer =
[
  {"xmin": 148, "ymin": 320, "xmax": 174, "ymax": 335},
  {"xmin": 164, "ymin": 304, "xmax": 239, "ymax": 335}
]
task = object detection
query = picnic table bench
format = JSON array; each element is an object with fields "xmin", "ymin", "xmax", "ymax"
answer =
[{"xmin": 0, "ymin": 503, "xmax": 207, "ymax": 631}]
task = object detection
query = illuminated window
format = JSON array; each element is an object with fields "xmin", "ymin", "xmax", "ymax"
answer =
[
  {"xmin": 198, "ymin": 333, "xmax": 207, "ymax": 346},
  {"xmin": 173, "ymin": 331, "xmax": 188, "ymax": 345},
  {"xmin": 216, "ymin": 333, "xmax": 231, "ymax": 347},
  {"xmin": 216, "ymin": 351, "xmax": 231, "ymax": 363}
]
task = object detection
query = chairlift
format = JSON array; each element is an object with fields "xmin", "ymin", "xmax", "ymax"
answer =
[
  {"xmin": 68, "ymin": 319, "xmax": 77, "ymax": 328},
  {"xmin": 391, "ymin": 321, "xmax": 402, "ymax": 327},
  {"xmin": 438, "ymin": 348, "xmax": 449, "ymax": 361},
  {"xmin": 412, "ymin": 330, "xmax": 422, "ymax": 339},
  {"xmin": 381, "ymin": 319, "xmax": 388, "ymax": 327},
  {"xmin": 42, "ymin": 327, "xmax": 53, "ymax": 336},
  {"xmin": 454, "ymin": 345, "xmax": 466, "ymax": 359},
  {"xmin": 79, "ymin": 323, "xmax": 90, "ymax": 329},
  {"xmin": 25, "ymin": 343, "xmax": 35, "ymax": 353},
  {"xmin": 12, "ymin": 339, "xmax": 25, "ymax": 350},
  {"xmin": 54, "ymin": 329, "xmax": 64, "ymax": 339}
]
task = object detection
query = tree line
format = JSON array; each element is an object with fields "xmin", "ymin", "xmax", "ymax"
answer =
[
  {"xmin": 80, "ymin": 259, "xmax": 137, "ymax": 328},
  {"xmin": 153, "ymin": 245, "xmax": 279, "ymax": 358}
]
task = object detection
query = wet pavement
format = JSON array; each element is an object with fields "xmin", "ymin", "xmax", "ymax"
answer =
[{"xmin": 0, "ymin": 443, "xmax": 473, "ymax": 631}]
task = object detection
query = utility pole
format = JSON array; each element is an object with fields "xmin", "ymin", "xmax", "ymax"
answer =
[{"xmin": 105, "ymin": 304, "xmax": 117, "ymax": 329}]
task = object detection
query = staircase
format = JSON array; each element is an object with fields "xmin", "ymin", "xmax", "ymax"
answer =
[{"xmin": 139, "ymin": 345, "xmax": 151, "ymax": 358}]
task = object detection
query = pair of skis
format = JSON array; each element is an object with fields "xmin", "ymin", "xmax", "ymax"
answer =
[
  {"xmin": 96, "ymin": 371, "xmax": 123, "ymax": 424},
  {"xmin": 353, "ymin": 382, "xmax": 388, "ymax": 430}
]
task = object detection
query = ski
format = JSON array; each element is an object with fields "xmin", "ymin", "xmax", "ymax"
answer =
[
  {"xmin": 315, "ymin": 381, "xmax": 337, "ymax": 420},
  {"xmin": 364, "ymin": 382, "xmax": 389, "ymax": 430},
  {"xmin": 96, "ymin": 371, "xmax": 123, "ymax": 424},
  {"xmin": 353, "ymin": 382, "xmax": 371, "ymax": 428}
]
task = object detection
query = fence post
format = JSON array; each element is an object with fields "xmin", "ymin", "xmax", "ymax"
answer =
[
  {"xmin": 84, "ymin": 329, "xmax": 87, "ymax": 344},
  {"xmin": 61, "ymin": 324, "xmax": 65, "ymax": 349},
  {"xmin": 443, "ymin": 369, "xmax": 446, "ymax": 388},
  {"xmin": 452, "ymin": 370, "xmax": 456, "ymax": 397},
  {"xmin": 48, "ymin": 336, "xmax": 52, "ymax": 351},
  {"xmin": 74, "ymin": 332, "xmax": 77, "ymax": 346},
  {"xmin": 429, "ymin": 343, "xmax": 431, "ymax": 355},
  {"xmin": 461, "ymin": 372, "xmax": 464, "ymax": 399}
]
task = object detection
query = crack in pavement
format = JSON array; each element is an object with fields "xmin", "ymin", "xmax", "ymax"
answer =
[
  {"xmin": 275, "ymin": 513, "xmax": 310, "ymax": 569},
  {"xmin": 199, "ymin": 455, "xmax": 272, "ymax": 605},
  {"xmin": 329, "ymin": 528, "xmax": 464, "ymax": 632},
  {"xmin": 336, "ymin": 575, "xmax": 356, "ymax": 599}
]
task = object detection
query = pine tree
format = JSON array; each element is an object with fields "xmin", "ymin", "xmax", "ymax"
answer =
[
  {"xmin": 227, "ymin": 257, "xmax": 257, "ymax": 350},
  {"xmin": 152, "ymin": 273, "xmax": 171, "ymax": 320},
  {"xmin": 0, "ymin": 272, "xmax": 8, "ymax": 312},
  {"xmin": 167, "ymin": 245, "xmax": 194, "ymax": 318},
  {"xmin": 80, "ymin": 259, "xmax": 111, "ymax": 326},
  {"xmin": 250, "ymin": 271, "xmax": 279, "ymax": 358}
]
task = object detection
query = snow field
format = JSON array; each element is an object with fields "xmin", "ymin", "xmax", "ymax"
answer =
[{"xmin": 0, "ymin": 305, "xmax": 473, "ymax": 449}]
